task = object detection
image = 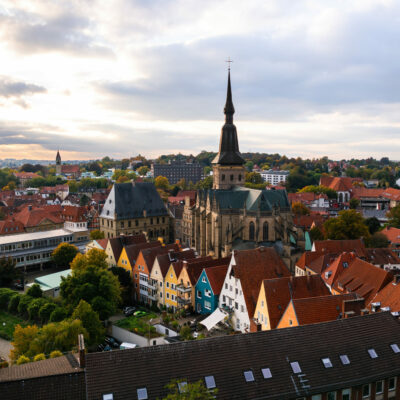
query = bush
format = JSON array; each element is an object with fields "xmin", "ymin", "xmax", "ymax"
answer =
[
  {"xmin": 180, "ymin": 325, "xmax": 193, "ymax": 341},
  {"xmin": 33, "ymin": 353, "xmax": 46, "ymax": 362},
  {"xmin": 0, "ymin": 288, "xmax": 16, "ymax": 310},
  {"xmin": 17, "ymin": 295, "xmax": 34, "ymax": 317},
  {"xmin": 49, "ymin": 350, "xmax": 63, "ymax": 359},
  {"xmin": 16, "ymin": 355, "xmax": 30, "ymax": 365},
  {"xmin": 0, "ymin": 361, "xmax": 8, "ymax": 368},
  {"xmin": 28, "ymin": 298, "xmax": 48, "ymax": 321},
  {"xmin": 39, "ymin": 303, "xmax": 57, "ymax": 323},
  {"xmin": 8, "ymin": 293, "xmax": 22, "ymax": 314},
  {"xmin": 49, "ymin": 307, "xmax": 68, "ymax": 323},
  {"xmin": 171, "ymin": 320, "xmax": 179, "ymax": 330},
  {"xmin": 26, "ymin": 284, "xmax": 43, "ymax": 298}
]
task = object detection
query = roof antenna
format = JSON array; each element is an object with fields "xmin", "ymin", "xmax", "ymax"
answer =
[{"xmin": 225, "ymin": 57, "xmax": 233, "ymax": 71}]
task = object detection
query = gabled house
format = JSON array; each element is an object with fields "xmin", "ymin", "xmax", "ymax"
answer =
[
  {"xmin": 150, "ymin": 249, "xmax": 196, "ymax": 308},
  {"xmin": 218, "ymin": 247, "xmax": 291, "ymax": 333},
  {"xmin": 311, "ymin": 239, "xmax": 367, "ymax": 256},
  {"xmin": 104, "ymin": 234, "xmax": 146, "ymax": 267},
  {"xmin": 195, "ymin": 264, "xmax": 229, "ymax": 314},
  {"xmin": 253, "ymin": 274, "xmax": 331, "ymax": 331},
  {"xmin": 277, "ymin": 293, "xmax": 359, "ymax": 328},
  {"xmin": 368, "ymin": 278, "xmax": 400, "ymax": 312},
  {"xmin": 321, "ymin": 252, "xmax": 357, "ymax": 290}
]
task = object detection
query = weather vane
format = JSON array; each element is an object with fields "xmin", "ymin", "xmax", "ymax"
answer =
[{"xmin": 225, "ymin": 57, "xmax": 233, "ymax": 70}]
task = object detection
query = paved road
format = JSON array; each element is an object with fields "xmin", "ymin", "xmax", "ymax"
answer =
[{"xmin": 0, "ymin": 337, "xmax": 12, "ymax": 362}]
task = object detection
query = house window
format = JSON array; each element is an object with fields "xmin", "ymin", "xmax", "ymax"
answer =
[
  {"xmin": 235, "ymin": 302, "xmax": 238, "ymax": 310},
  {"xmin": 238, "ymin": 174, "xmax": 242, "ymax": 181},
  {"xmin": 322, "ymin": 358, "xmax": 333, "ymax": 368},
  {"xmin": 197, "ymin": 290, "xmax": 202, "ymax": 299},
  {"xmin": 225, "ymin": 283, "xmax": 228, "ymax": 289},
  {"xmin": 249, "ymin": 222, "xmax": 255, "ymax": 241},
  {"xmin": 290, "ymin": 362, "xmax": 301, "ymax": 374},
  {"xmin": 137, "ymin": 388, "xmax": 148, "ymax": 400},
  {"xmin": 368, "ymin": 348, "xmax": 378, "ymax": 359},
  {"xmin": 342, "ymin": 389, "xmax": 351, "ymax": 400},
  {"xmin": 221, "ymin": 174, "xmax": 225, "ymax": 181},
  {"xmin": 204, "ymin": 301, "xmax": 211, "ymax": 310},
  {"xmin": 311, "ymin": 396, "xmax": 321, "ymax": 400},
  {"xmin": 103, "ymin": 395, "xmax": 113, "ymax": 400},
  {"xmin": 389, "ymin": 377, "xmax": 396, "ymax": 391},
  {"xmin": 261, "ymin": 368, "xmax": 272, "ymax": 379},
  {"xmin": 261, "ymin": 300, "xmax": 264, "ymax": 308},
  {"xmin": 241, "ymin": 305, "xmax": 244, "ymax": 312},
  {"xmin": 204, "ymin": 376, "xmax": 216, "ymax": 389},
  {"xmin": 376, "ymin": 381, "xmax": 384, "ymax": 395},
  {"xmin": 230, "ymin": 174, "xmax": 234, "ymax": 181},
  {"xmin": 166, "ymin": 282, "xmax": 169, "ymax": 288},
  {"xmin": 243, "ymin": 370, "xmax": 254, "ymax": 382},
  {"xmin": 362, "ymin": 384, "xmax": 370, "ymax": 398},
  {"xmin": 327, "ymin": 393, "xmax": 336, "ymax": 400},
  {"xmin": 202, "ymin": 276, "xmax": 206, "ymax": 283},
  {"xmin": 167, "ymin": 293, "xmax": 169, "ymax": 299},
  {"xmin": 263, "ymin": 222, "xmax": 268, "ymax": 241},
  {"xmin": 205, "ymin": 289, "xmax": 211, "ymax": 297}
]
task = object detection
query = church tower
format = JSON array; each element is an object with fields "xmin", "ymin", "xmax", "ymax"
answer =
[
  {"xmin": 212, "ymin": 70, "xmax": 246, "ymax": 189},
  {"xmin": 56, "ymin": 150, "xmax": 62, "ymax": 175}
]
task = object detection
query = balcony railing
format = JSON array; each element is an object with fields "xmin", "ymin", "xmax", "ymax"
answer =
[
  {"xmin": 177, "ymin": 297, "xmax": 191, "ymax": 305},
  {"xmin": 176, "ymin": 284, "xmax": 192, "ymax": 293}
]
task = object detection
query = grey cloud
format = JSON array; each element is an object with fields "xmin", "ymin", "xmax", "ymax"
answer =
[{"xmin": 0, "ymin": 76, "xmax": 46, "ymax": 99}]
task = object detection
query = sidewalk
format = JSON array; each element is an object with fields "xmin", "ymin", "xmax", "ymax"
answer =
[{"xmin": 0, "ymin": 338, "xmax": 12, "ymax": 362}]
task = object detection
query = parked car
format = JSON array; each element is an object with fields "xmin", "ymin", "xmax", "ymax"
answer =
[
  {"xmin": 14, "ymin": 282, "xmax": 24, "ymax": 290},
  {"xmin": 134, "ymin": 311, "xmax": 147, "ymax": 317},
  {"xmin": 105, "ymin": 336, "xmax": 120, "ymax": 349},
  {"xmin": 123, "ymin": 306, "xmax": 136, "ymax": 316}
]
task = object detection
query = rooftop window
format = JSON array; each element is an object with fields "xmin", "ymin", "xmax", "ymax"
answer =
[
  {"xmin": 103, "ymin": 395, "xmax": 113, "ymax": 400},
  {"xmin": 244, "ymin": 370, "xmax": 255, "ymax": 382},
  {"xmin": 340, "ymin": 355, "xmax": 350, "ymax": 365},
  {"xmin": 178, "ymin": 382, "xmax": 187, "ymax": 393},
  {"xmin": 368, "ymin": 348, "xmax": 378, "ymax": 359},
  {"xmin": 391, "ymin": 343, "xmax": 400, "ymax": 353},
  {"xmin": 322, "ymin": 358, "xmax": 333, "ymax": 368},
  {"xmin": 261, "ymin": 368, "xmax": 272, "ymax": 379},
  {"xmin": 137, "ymin": 388, "xmax": 148, "ymax": 400},
  {"xmin": 205, "ymin": 375, "xmax": 216, "ymax": 389},
  {"xmin": 290, "ymin": 361, "xmax": 301, "ymax": 374}
]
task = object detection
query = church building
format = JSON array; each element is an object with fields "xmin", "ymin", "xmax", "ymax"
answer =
[{"xmin": 184, "ymin": 71, "xmax": 296, "ymax": 269}]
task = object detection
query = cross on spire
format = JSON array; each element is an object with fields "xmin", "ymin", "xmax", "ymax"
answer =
[{"xmin": 225, "ymin": 57, "xmax": 233, "ymax": 71}]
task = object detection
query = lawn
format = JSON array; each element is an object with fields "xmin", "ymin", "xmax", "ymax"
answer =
[
  {"xmin": 115, "ymin": 311, "xmax": 160, "ymax": 338},
  {"xmin": 0, "ymin": 311, "xmax": 28, "ymax": 341}
]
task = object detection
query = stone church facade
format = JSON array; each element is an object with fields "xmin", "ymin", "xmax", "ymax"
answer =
[{"xmin": 184, "ymin": 71, "xmax": 296, "ymax": 269}]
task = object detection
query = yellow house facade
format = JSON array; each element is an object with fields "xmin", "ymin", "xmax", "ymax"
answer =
[
  {"xmin": 176, "ymin": 266, "xmax": 193, "ymax": 310},
  {"xmin": 117, "ymin": 247, "xmax": 133, "ymax": 275},
  {"xmin": 253, "ymin": 281, "xmax": 271, "ymax": 331},
  {"xmin": 164, "ymin": 264, "xmax": 180, "ymax": 312}
]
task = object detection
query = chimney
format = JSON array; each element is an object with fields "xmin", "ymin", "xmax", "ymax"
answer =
[
  {"xmin": 361, "ymin": 308, "xmax": 369, "ymax": 316},
  {"xmin": 371, "ymin": 302, "xmax": 381, "ymax": 313},
  {"xmin": 342, "ymin": 298, "xmax": 365, "ymax": 316},
  {"xmin": 78, "ymin": 334, "xmax": 85, "ymax": 368},
  {"xmin": 344, "ymin": 311, "xmax": 355, "ymax": 319}
]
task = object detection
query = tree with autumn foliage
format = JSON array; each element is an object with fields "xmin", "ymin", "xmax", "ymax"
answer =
[{"xmin": 291, "ymin": 202, "xmax": 310, "ymax": 216}]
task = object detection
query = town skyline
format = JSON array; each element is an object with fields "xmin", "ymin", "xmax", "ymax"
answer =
[{"xmin": 1, "ymin": 1, "xmax": 400, "ymax": 161}]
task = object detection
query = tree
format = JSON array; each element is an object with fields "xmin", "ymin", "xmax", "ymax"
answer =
[
  {"xmin": 111, "ymin": 266, "xmax": 133, "ymax": 305},
  {"xmin": 8, "ymin": 293, "xmax": 22, "ymax": 313},
  {"xmin": 162, "ymin": 379, "xmax": 218, "ymax": 400},
  {"xmin": 39, "ymin": 302, "xmax": 58, "ymax": 323},
  {"xmin": 245, "ymin": 172, "xmax": 263, "ymax": 184},
  {"xmin": 155, "ymin": 176, "xmax": 170, "ymax": 190},
  {"xmin": 349, "ymin": 198, "xmax": 360, "ymax": 209},
  {"xmin": 387, "ymin": 205, "xmax": 400, "ymax": 228},
  {"xmin": 137, "ymin": 166, "xmax": 149, "ymax": 176},
  {"xmin": 179, "ymin": 325, "xmax": 193, "ymax": 341},
  {"xmin": 27, "ymin": 298, "xmax": 48, "ymax": 321},
  {"xmin": 17, "ymin": 295, "xmax": 34, "ymax": 318},
  {"xmin": 16, "ymin": 355, "xmax": 30, "ymax": 365},
  {"xmin": 10, "ymin": 324, "xmax": 39, "ymax": 361},
  {"xmin": 26, "ymin": 283, "xmax": 43, "ymax": 298},
  {"xmin": 298, "ymin": 185, "xmax": 337, "ymax": 199},
  {"xmin": 0, "ymin": 257, "xmax": 18, "ymax": 286},
  {"xmin": 51, "ymin": 243, "xmax": 79, "ymax": 268},
  {"xmin": 365, "ymin": 232, "xmax": 390, "ymax": 248},
  {"xmin": 310, "ymin": 226, "xmax": 324, "ymax": 241},
  {"xmin": 324, "ymin": 210, "xmax": 370, "ymax": 240},
  {"xmin": 90, "ymin": 230, "xmax": 105, "ymax": 240},
  {"xmin": 365, "ymin": 217, "xmax": 381, "ymax": 234},
  {"xmin": 33, "ymin": 353, "xmax": 46, "ymax": 362},
  {"xmin": 49, "ymin": 307, "xmax": 68, "ymax": 322},
  {"xmin": 72, "ymin": 300, "xmax": 104, "ymax": 345},
  {"xmin": 292, "ymin": 202, "xmax": 310, "ymax": 216},
  {"xmin": 0, "ymin": 288, "xmax": 16, "ymax": 310},
  {"xmin": 50, "ymin": 350, "xmax": 63, "ymax": 358},
  {"xmin": 70, "ymin": 248, "xmax": 108, "ymax": 272}
]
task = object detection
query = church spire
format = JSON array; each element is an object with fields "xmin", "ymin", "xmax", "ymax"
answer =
[
  {"xmin": 56, "ymin": 149, "xmax": 61, "ymax": 165},
  {"xmin": 224, "ymin": 70, "xmax": 235, "ymax": 124}
]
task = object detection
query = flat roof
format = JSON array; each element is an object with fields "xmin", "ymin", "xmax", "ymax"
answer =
[
  {"xmin": 0, "ymin": 228, "xmax": 88, "ymax": 245},
  {"xmin": 34, "ymin": 269, "xmax": 71, "ymax": 289}
]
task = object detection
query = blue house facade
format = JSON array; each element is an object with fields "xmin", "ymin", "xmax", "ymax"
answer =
[{"xmin": 194, "ymin": 269, "xmax": 221, "ymax": 314}]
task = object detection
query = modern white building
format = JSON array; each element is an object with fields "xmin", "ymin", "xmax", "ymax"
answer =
[
  {"xmin": 0, "ymin": 227, "xmax": 89, "ymax": 271},
  {"xmin": 259, "ymin": 169, "xmax": 289, "ymax": 185}
]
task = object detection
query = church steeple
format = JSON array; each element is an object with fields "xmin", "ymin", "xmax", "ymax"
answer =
[
  {"xmin": 212, "ymin": 68, "xmax": 246, "ymax": 190},
  {"xmin": 56, "ymin": 150, "xmax": 61, "ymax": 165},
  {"xmin": 212, "ymin": 70, "xmax": 245, "ymax": 166}
]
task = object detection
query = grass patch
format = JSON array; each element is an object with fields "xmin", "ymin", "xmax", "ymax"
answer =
[
  {"xmin": 0, "ymin": 311, "xmax": 28, "ymax": 341},
  {"xmin": 115, "ymin": 312, "xmax": 160, "ymax": 338}
]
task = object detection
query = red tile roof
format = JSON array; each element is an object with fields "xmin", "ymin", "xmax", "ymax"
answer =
[
  {"xmin": 183, "ymin": 257, "xmax": 230, "ymax": 286},
  {"xmin": 321, "ymin": 252, "xmax": 358, "ymax": 287},
  {"xmin": 262, "ymin": 275, "xmax": 331, "ymax": 329},
  {"xmin": 293, "ymin": 214, "xmax": 325, "ymax": 229},
  {"xmin": 61, "ymin": 165, "xmax": 80, "ymax": 174},
  {"xmin": 349, "ymin": 187, "xmax": 384, "ymax": 199},
  {"xmin": 0, "ymin": 219, "xmax": 25, "ymax": 235},
  {"xmin": 232, "ymin": 247, "xmax": 291, "ymax": 320},
  {"xmin": 313, "ymin": 239, "xmax": 367, "ymax": 257},
  {"xmin": 289, "ymin": 293, "xmax": 357, "ymax": 326},
  {"xmin": 369, "ymin": 279, "xmax": 400, "ymax": 312},
  {"xmin": 124, "ymin": 241, "xmax": 161, "ymax": 266},
  {"xmin": 95, "ymin": 238, "xmax": 108, "ymax": 250},
  {"xmin": 366, "ymin": 248, "xmax": 400, "ymax": 266},
  {"xmin": 12, "ymin": 205, "xmax": 63, "ymax": 228},
  {"xmin": 381, "ymin": 227, "xmax": 400, "ymax": 245},
  {"xmin": 109, "ymin": 234, "xmax": 147, "ymax": 262},
  {"xmin": 333, "ymin": 257, "xmax": 393, "ymax": 303},
  {"xmin": 139, "ymin": 243, "xmax": 180, "ymax": 273},
  {"xmin": 205, "ymin": 264, "xmax": 229, "ymax": 295},
  {"xmin": 155, "ymin": 249, "xmax": 196, "ymax": 278},
  {"xmin": 381, "ymin": 187, "xmax": 400, "ymax": 201},
  {"xmin": 320, "ymin": 176, "xmax": 361, "ymax": 192}
]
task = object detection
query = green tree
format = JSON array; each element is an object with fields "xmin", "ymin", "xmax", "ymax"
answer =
[
  {"xmin": 309, "ymin": 226, "xmax": 324, "ymax": 241},
  {"xmin": 179, "ymin": 325, "xmax": 193, "ymax": 341},
  {"xmin": 324, "ymin": 210, "xmax": 370, "ymax": 240},
  {"xmin": 26, "ymin": 283, "xmax": 43, "ymax": 298},
  {"xmin": 8, "ymin": 293, "xmax": 22, "ymax": 314},
  {"xmin": 49, "ymin": 307, "xmax": 68, "ymax": 322},
  {"xmin": 137, "ymin": 166, "xmax": 149, "ymax": 176},
  {"xmin": 16, "ymin": 355, "xmax": 30, "ymax": 365},
  {"xmin": 155, "ymin": 176, "xmax": 170, "ymax": 190},
  {"xmin": 33, "ymin": 353, "xmax": 46, "ymax": 362},
  {"xmin": 0, "ymin": 257, "xmax": 18, "ymax": 286},
  {"xmin": 365, "ymin": 232, "xmax": 390, "ymax": 248},
  {"xmin": 245, "ymin": 172, "xmax": 263, "ymax": 184},
  {"xmin": 39, "ymin": 303, "xmax": 58, "ymax": 323},
  {"xmin": 10, "ymin": 324, "xmax": 39, "ymax": 361},
  {"xmin": 72, "ymin": 300, "xmax": 104, "ymax": 345},
  {"xmin": 349, "ymin": 198, "xmax": 360, "ymax": 209},
  {"xmin": 51, "ymin": 242, "xmax": 79, "ymax": 268},
  {"xmin": 90, "ymin": 229, "xmax": 105, "ymax": 240},
  {"xmin": 292, "ymin": 202, "xmax": 310, "ymax": 216},
  {"xmin": 365, "ymin": 217, "xmax": 381, "ymax": 234},
  {"xmin": 387, "ymin": 205, "xmax": 400, "ymax": 228},
  {"xmin": 70, "ymin": 248, "xmax": 108, "ymax": 272},
  {"xmin": 17, "ymin": 295, "xmax": 34, "ymax": 318},
  {"xmin": 162, "ymin": 379, "xmax": 218, "ymax": 399},
  {"xmin": 27, "ymin": 298, "xmax": 48, "ymax": 321},
  {"xmin": 0, "ymin": 288, "xmax": 16, "ymax": 310}
]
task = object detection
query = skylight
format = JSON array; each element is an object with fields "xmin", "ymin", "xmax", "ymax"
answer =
[
  {"xmin": 137, "ymin": 388, "xmax": 148, "ymax": 400},
  {"xmin": 322, "ymin": 358, "xmax": 333, "ymax": 368},
  {"xmin": 261, "ymin": 368, "xmax": 272, "ymax": 379},
  {"xmin": 244, "ymin": 370, "xmax": 255, "ymax": 382},
  {"xmin": 205, "ymin": 375, "xmax": 216, "ymax": 389},
  {"xmin": 290, "ymin": 361, "xmax": 302, "ymax": 374},
  {"xmin": 178, "ymin": 382, "xmax": 187, "ymax": 393},
  {"xmin": 340, "ymin": 355, "xmax": 350, "ymax": 365},
  {"xmin": 391, "ymin": 344, "xmax": 400, "ymax": 354},
  {"xmin": 103, "ymin": 395, "xmax": 113, "ymax": 400},
  {"xmin": 368, "ymin": 348, "xmax": 378, "ymax": 359}
]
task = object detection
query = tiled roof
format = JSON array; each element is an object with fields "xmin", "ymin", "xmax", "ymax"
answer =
[
  {"xmin": 262, "ymin": 275, "xmax": 331, "ymax": 329},
  {"xmin": 13, "ymin": 205, "xmax": 63, "ymax": 227},
  {"xmin": 293, "ymin": 214, "xmax": 325, "ymax": 229},
  {"xmin": 381, "ymin": 227, "xmax": 400, "ymax": 245},
  {"xmin": 366, "ymin": 248, "xmax": 400, "ymax": 265},
  {"xmin": 205, "ymin": 264, "xmax": 229, "ymax": 295},
  {"xmin": 184, "ymin": 257, "xmax": 230, "ymax": 286},
  {"xmin": 288, "ymin": 192, "xmax": 318, "ymax": 202},
  {"xmin": 172, "ymin": 256, "xmax": 213, "ymax": 281},
  {"xmin": 109, "ymin": 234, "xmax": 147, "ymax": 262},
  {"xmin": 233, "ymin": 247, "xmax": 291, "ymax": 320},
  {"xmin": 313, "ymin": 239, "xmax": 367, "ymax": 257},
  {"xmin": 349, "ymin": 187, "xmax": 384, "ymax": 199},
  {"xmin": 139, "ymin": 243, "xmax": 180, "ymax": 273},
  {"xmin": 61, "ymin": 206, "xmax": 86, "ymax": 222},
  {"xmin": 289, "ymin": 293, "xmax": 357, "ymax": 326},
  {"xmin": 124, "ymin": 241, "xmax": 161, "ymax": 266},
  {"xmin": 95, "ymin": 238, "xmax": 108, "ymax": 250},
  {"xmin": 14, "ymin": 172, "xmax": 41, "ymax": 179},
  {"xmin": 369, "ymin": 280, "xmax": 400, "ymax": 311},
  {"xmin": 61, "ymin": 165, "xmax": 80, "ymax": 174},
  {"xmin": 296, "ymin": 251, "xmax": 324, "ymax": 270},
  {"xmin": 334, "ymin": 257, "xmax": 393, "ymax": 303},
  {"xmin": 307, "ymin": 253, "xmax": 339, "ymax": 275},
  {"xmin": 85, "ymin": 312, "xmax": 400, "ymax": 400},
  {"xmin": 0, "ymin": 219, "xmax": 25, "ymax": 235},
  {"xmin": 381, "ymin": 187, "xmax": 400, "ymax": 201},
  {"xmin": 321, "ymin": 252, "xmax": 357, "ymax": 287},
  {"xmin": 320, "ymin": 176, "xmax": 361, "ymax": 192},
  {"xmin": 155, "ymin": 249, "xmax": 196, "ymax": 277}
]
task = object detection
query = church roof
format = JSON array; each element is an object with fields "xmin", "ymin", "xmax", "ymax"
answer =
[{"xmin": 212, "ymin": 71, "xmax": 245, "ymax": 166}]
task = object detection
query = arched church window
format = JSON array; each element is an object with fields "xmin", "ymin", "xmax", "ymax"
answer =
[
  {"xmin": 249, "ymin": 222, "xmax": 255, "ymax": 241},
  {"xmin": 230, "ymin": 174, "xmax": 234, "ymax": 181},
  {"xmin": 263, "ymin": 222, "xmax": 269, "ymax": 241},
  {"xmin": 222, "ymin": 174, "xmax": 225, "ymax": 181},
  {"xmin": 238, "ymin": 174, "xmax": 242, "ymax": 181}
]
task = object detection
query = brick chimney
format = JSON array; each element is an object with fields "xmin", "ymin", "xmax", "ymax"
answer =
[{"xmin": 78, "ymin": 334, "xmax": 85, "ymax": 368}]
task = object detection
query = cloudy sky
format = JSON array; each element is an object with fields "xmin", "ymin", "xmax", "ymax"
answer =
[{"xmin": 1, "ymin": 0, "xmax": 400, "ymax": 161}]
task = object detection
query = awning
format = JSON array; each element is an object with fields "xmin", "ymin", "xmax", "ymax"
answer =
[{"xmin": 200, "ymin": 308, "xmax": 229, "ymax": 331}]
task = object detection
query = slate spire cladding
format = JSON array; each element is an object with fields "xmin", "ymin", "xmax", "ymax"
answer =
[
  {"xmin": 213, "ymin": 70, "xmax": 245, "ymax": 166},
  {"xmin": 56, "ymin": 150, "xmax": 61, "ymax": 165}
]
